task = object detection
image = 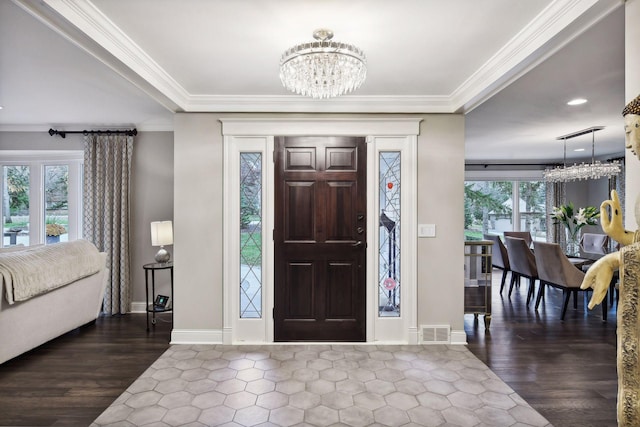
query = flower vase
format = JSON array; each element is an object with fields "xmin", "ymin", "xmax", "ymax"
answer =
[{"xmin": 565, "ymin": 227, "xmax": 581, "ymax": 256}]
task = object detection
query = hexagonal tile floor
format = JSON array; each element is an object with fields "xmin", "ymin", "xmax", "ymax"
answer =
[{"xmin": 91, "ymin": 345, "xmax": 551, "ymax": 427}]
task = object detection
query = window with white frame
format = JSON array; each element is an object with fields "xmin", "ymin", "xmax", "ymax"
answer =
[
  {"xmin": 464, "ymin": 179, "xmax": 546, "ymax": 242},
  {"xmin": 1, "ymin": 151, "xmax": 83, "ymax": 247}
]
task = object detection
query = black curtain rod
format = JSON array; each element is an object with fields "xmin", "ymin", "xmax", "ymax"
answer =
[{"xmin": 48, "ymin": 128, "xmax": 137, "ymax": 139}]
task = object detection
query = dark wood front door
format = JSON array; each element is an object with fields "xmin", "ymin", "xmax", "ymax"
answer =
[{"xmin": 274, "ymin": 136, "xmax": 367, "ymax": 341}]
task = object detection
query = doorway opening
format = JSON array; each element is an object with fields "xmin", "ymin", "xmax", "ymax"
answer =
[{"xmin": 222, "ymin": 117, "xmax": 420, "ymax": 344}]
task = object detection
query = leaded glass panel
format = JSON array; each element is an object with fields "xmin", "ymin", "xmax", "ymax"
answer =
[
  {"xmin": 240, "ymin": 153, "xmax": 262, "ymax": 318},
  {"xmin": 379, "ymin": 152, "xmax": 401, "ymax": 317}
]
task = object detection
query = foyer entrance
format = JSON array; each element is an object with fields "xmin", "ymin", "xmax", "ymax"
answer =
[{"xmin": 221, "ymin": 117, "xmax": 420, "ymax": 344}]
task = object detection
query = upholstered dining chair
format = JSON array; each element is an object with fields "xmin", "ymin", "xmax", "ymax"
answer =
[
  {"xmin": 504, "ymin": 237, "xmax": 538, "ymax": 306},
  {"xmin": 533, "ymin": 241, "xmax": 607, "ymax": 321},
  {"xmin": 504, "ymin": 231, "xmax": 533, "ymax": 248},
  {"xmin": 483, "ymin": 234, "xmax": 511, "ymax": 294},
  {"xmin": 580, "ymin": 233, "xmax": 609, "ymax": 251}
]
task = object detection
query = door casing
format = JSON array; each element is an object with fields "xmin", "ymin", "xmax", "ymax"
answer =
[{"xmin": 222, "ymin": 117, "xmax": 421, "ymax": 344}]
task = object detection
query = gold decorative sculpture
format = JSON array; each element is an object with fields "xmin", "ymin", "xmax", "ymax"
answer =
[{"xmin": 581, "ymin": 93, "xmax": 640, "ymax": 426}]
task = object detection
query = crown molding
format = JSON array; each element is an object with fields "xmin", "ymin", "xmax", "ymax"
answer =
[
  {"xmin": 14, "ymin": 0, "xmax": 181, "ymax": 113},
  {"xmin": 453, "ymin": 0, "xmax": 621, "ymax": 112},
  {"xmin": 41, "ymin": 0, "xmax": 190, "ymax": 109},
  {"xmin": 186, "ymin": 95, "xmax": 453, "ymax": 113},
  {"xmin": 17, "ymin": 0, "xmax": 621, "ymax": 114}
]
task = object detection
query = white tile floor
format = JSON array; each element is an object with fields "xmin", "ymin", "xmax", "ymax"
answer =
[{"xmin": 91, "ymin": 344, "xmax": 552, "ymax": 427}]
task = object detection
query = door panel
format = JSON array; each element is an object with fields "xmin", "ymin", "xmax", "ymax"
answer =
[
  {"xmin": 326, "ymin": 182, "xmax": 356, "ymax": 241},
  {"xmin": 326, "ymin": 261, "xmax": 356, "ymax": 318},
  {"xmin": 275, "ymin": 136, "xmax": 366, "ymax": 341},
  {"xmin": 286, "ymin": 262, "xmax": 314, "ymax": 318},
  {"xmin": 284, "ymin": 182, "xmax": 316, "ymax": 241}
]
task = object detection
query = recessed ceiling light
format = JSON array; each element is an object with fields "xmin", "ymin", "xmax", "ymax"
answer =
[
  {"xmin": 574, "ymin": 148, "xmax": 585, "ymax": 152},
  {"xmin": 567, "ymin": 98, "xmax": 587, "ymax": 106}
]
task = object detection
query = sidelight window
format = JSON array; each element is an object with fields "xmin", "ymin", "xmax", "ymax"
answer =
[
  {"xmin": 239, "ymin": 152, "xmax": 262, "ymax": 318},
  {"xmin": 379, "ymin": 152, "xmax": 401, "ymax": 317}
]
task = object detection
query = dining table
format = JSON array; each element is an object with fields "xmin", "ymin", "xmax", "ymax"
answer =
[{"xmin": 566, "ymin": 245, "xmax": 611, "ymax": 266}]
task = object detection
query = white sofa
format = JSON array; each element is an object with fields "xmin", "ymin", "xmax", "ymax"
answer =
[{"xmin": 0, "ymin": 242, "xmax": 107, "ymax": 364}]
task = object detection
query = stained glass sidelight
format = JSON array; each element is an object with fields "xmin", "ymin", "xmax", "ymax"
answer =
[
  {"xmin": 379, "ymin": 152, "xmax": 401, "ymax": 317},
  {"xmin": 240, "ymin": 153, "xmax": 262, "ymax": 318}
]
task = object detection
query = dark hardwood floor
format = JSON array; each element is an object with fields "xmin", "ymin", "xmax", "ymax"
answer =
[
  {"xmin": 0, "ymin": 272, "xmax": 618, "ymax": 427},
  {"xmin": 466, "ymin": 270, "xmax": 618, "ymax": 427},
  {"xmin": 0, "ymin": 313, "xmax": 172, "ymax": 427}
]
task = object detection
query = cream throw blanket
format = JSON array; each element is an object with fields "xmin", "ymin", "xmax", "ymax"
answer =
[{"xmin": 0, "ymin": 239, "xmax": 104, "ymax": 305}]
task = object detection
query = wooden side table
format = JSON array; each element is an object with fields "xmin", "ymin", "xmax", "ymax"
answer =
[{"xmin": 143, "ymin": 261, "xmax": 173, "ymax": 331}]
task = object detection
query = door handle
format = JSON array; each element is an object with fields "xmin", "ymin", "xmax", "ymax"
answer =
[{"xmin": 352, "ymin": 240, "xmax": 363, "ymax": 248}]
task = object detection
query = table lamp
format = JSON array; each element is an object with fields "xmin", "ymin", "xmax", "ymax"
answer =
[{"xmin": 150, "ymin": 220, "xmax": 173, "ymax": 263}]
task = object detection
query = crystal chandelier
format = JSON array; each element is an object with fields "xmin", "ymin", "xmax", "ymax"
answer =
[
  {"xmin": 543, "ymin": 126, "xmax": 621, "ymax": 182},
  {"xmin": 279, "ymin": 29, "xmax": 367, "ymax": 99}
]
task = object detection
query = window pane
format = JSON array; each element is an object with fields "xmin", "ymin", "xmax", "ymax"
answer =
[
  {"xmin": 464, "ymin": 180, "xmax": 547, "ymax": 242},
  {"xmin": 44, "ymin": 165, "xmax": 69, "ymax": 244},
  {"xmin": 518, "ymin": 181, "xmax": 546, "ymax": 242},
  {"xmin": 240, "ymin": 153, "xmax": 262, "ymax": 318},
  {"xmin": 379, "ymin": 152, "xmax": 401, "ymax": 317},
  {"xmin": 464, "ymin": 181, "xmax": 512, "ymax": 239},
  {"xmin": 2, "ymin": 166, "xmax": 30, "ymax": 247}
]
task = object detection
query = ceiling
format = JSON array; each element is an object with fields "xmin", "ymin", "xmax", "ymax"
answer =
[{"xmin": 0, "ymin": 0, "xmax": 627, "ymax": 163}]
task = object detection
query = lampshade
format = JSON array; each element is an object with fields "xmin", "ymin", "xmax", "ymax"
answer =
[
  {"xmin": 150, "ymin": 221, "xmax": 173, "ymax": 263},
  {"xmin": 151, "ymin": 221, "xmax": 173, "ymax": 246},
  {"xmin": 279, "ymin": 28, "xmax": 367, "ymax": 99}
]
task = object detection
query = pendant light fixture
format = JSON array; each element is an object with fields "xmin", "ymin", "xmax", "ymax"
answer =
[
  {"xmin": 543, "ymin": 126, "xmax": 621, "ymax": 182},
  {"xmin": 279, "ymin": 29, "xmax": 367, "ymax": 99}
]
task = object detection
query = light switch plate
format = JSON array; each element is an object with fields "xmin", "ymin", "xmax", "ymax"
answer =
[{"xmin": 418, "ymin": 224, "xmax": 436, "ymax": 237}]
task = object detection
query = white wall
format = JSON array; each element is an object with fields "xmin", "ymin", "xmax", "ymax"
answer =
[
  {"xmin": 417, "ymin": 115, "xmax": 465, "ymax": 330},
  {"xmin": 0, "ymin": 131, "xmax": 83, "ymax": 150},
  {"xmin": 173, "ymin": 114, "xmax": 223, "ymax": 333},
  {"xmin": 130, "ymin": 132, "xmax": 174, "ymax": 303},
  {"xmin": 172, "ymin": 113, "xmax": 466, "ymax": 340}
]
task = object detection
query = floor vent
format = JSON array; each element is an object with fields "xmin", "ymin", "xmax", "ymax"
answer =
[{"xmin": 420, "ymin": 325, "xmax": 450, "ymax": 344}]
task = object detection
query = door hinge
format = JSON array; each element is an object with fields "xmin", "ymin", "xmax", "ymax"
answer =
[
  {"xmin": 272, "ymin": 308, "xmax": 275, "ymax": 319},
  {"xmin": 273, "ymin": 229, "xmax": 275, "ymax": 240}
]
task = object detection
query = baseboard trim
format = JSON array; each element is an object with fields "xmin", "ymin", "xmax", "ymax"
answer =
[
  {"xmin": 130, "ymin": 301, "xmax": 146, "ymax": 313},
  {"xmin": 171, "ymin": 329, "xmax": 224, "ymax": 345},
  {"xmin": 408, "ymin": 327, "xmax": 419, "ymax": 345},
  {"xmin": 450, "ymin": 329, "xmax": 468, "ymax": 344},
  {"xmin": 158, "ymin": 318, "xmax": 466, "ymax": 345}
]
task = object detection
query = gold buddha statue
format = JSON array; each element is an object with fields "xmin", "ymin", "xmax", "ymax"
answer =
[{"xmin": 581, "ymin": 93, "xmax": 640, "ymax": 426}]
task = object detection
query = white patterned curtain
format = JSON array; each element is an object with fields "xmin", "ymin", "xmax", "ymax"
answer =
[
  {"xmin": 83, "ymin": 134, "xmax": 133, "ymax": 315},
  {"xmin": 545, "ymin": 181, "xmax": 566, "ymax": 244}
]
